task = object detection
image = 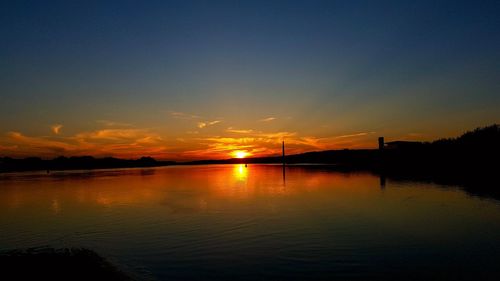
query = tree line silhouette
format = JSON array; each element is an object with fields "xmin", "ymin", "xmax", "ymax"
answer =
[
  {"xmin": 0, "ymin": 156, "xmax": 174, "ymax": 173},
  {"xmin": 380, "ymin": 124, "xmax": 499, "ymax": 173}
]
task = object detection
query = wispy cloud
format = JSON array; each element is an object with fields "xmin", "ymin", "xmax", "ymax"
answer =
[
  {"xmin": 51, "ymin": 124, "xmax": 63, "ymax": 135},
  {"xmin": 1, "ymin": 124, "xmax": 377, "ymax": 160},
  {"xmin": 178, "ymin": 129, "xmax": 379, "ymax": 160},
  {"xmin": 169, "ymin": 111, "xmax": 223, "ymax": 131},
  {"xmin": 179, "ymin": 130, "xmax": 302, "ymax": 159},
  {"xmin": 197, "ymin": 120, "xmax": 221, "ymax": 129},
  {"xmin": 290, "ymin": 132, "xmax": 377, "ymax": 151},
  {"xmin": 7, "ymin": 131, "xmax": 75, "ymax": 155},
  {"xmin": 226, "ymin": 128, "xmax": 254, "ymax": 134},
  {"xmin": 96, "ymin": 120, "xmax": 133, "ymax": 127},
  {"xmin": 2, "ymin": 129, "xmax": 168, "ymax": 159},
  {"xmin": 259, "ymin": 117, "xmax": 276, "ymax": 122},
  {"xmin": 333, "ymin": 132, "xmax": 375, "ymax": 139},
  {"xmin": 74, "ymin": 129, "xmax": 155, "ymax": 141},
  {"xmin": 0, "ymin": 144, "xmax": 17, "ymax": 150},
  {"xmin": 169, "ymin": 111, "xmax": 200, "ymax": 120}
]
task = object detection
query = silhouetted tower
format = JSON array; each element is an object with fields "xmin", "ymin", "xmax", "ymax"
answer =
[
  {"xmin": 282, "ymin": 141, "xmax": 285, "ymax": 165},
  {"xmin": 378, "ymin": 137, "xmax": 384, "ymax": 151}
]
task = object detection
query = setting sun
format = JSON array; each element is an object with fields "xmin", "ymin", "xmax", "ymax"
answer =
[{"xmin": 233, "ymin": 151, "xmax": 249, "ymax": 159}]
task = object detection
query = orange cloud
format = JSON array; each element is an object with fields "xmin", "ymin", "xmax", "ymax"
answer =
[
  {"xmin": 169, "ymin": 111, "xmax": 200, "ymax": 120},
  {"xmin": 5, "ymin": 131, "xmax": 76, "ymax": 156},
  {"xmin": 178, "ymin": 129, "xmax": 378, "ymax": 160},
  {"xmin": 197, "ymin": 120, "xmax": 221, "ymax": 129},
  {"xmin": 179, "ymin": 130, "xmax": 301, "ymax": 159},
  {"xmin": 332, "ymin": 132, "xmax": 375, "ymax": 139},
  {"xmin": 259, "ymin": 117, "xmax": 276, "ymax": 122},
  {"xmin": 226, "ymin": 128, "xmax": 254, "ymax": 134},
  {"xmin": 2, "ymin": 129, "xmax": 168, "ymax": 159},
  {"xmin": 51, "ymin": 124, "xmax": 63, "ymax": 134},
  {"xmin": 96, "ymin": 120, "xmax": 133, "ymax": 127},
  {"xmin": 0, "ymin": 121, "xmax": 378, "ymax": 161},
  {"xmin": 74, "ymin": 129, "xmax": 156, "ymax": 142}
]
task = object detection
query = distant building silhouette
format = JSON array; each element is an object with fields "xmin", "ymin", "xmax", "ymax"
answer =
[{"xmin": 378, "ymin": 137, "xmax": 384, "ymax": 151}]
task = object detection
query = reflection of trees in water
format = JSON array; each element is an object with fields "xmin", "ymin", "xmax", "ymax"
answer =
[
  {"xmin": 140, "ymin": 169, "xmax": 156, "ymax": 176},
  {"xmin": 382, "ymin": 172, "xmax": 500, "ymax": 201},
  {"xmin": 0, "ymin": 167, "xmax": 158, "ymax": 182}
]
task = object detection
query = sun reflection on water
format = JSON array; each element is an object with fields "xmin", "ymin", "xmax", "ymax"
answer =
[{"xmin": 233, "ymin": 164, "xmax": 248, "ymax": 182}]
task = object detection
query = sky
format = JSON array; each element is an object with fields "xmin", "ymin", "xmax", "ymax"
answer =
[{"xmin": 1, "ymin": 0, "xmax": 499, "ymax": 160}]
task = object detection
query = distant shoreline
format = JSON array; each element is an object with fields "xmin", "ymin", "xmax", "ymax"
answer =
[
  {"xmin": 1, "ymin": 124, "xmax": 498, "ymax": 176},
  {"xmin": 0, "ymin": 149, "xmax": 379, "ymax": 174},
  {"xmin": 0, "ymin": 149, "xmax": 376, "ymax": 173}
]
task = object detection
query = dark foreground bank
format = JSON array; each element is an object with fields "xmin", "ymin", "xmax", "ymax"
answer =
[{"xmin": 0, "ymin": 248, "xmax": 135, "ymax": 281}]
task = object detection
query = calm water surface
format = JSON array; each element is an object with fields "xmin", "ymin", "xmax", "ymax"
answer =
[{"xmin": 1, "ymin": 164, "xmax": 499, "ymax": 280}]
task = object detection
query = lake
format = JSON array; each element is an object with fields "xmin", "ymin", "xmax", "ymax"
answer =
[{"xmin": 1, "ymin": 164, "xmax": 499, "ymax": 280}]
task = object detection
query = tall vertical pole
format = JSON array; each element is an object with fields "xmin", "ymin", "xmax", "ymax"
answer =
[
  {"xmin": 282, "ymin": 140, "xmax": 286, "ymax": 185},
  {"xmin": 378, "ymin": 137, "xmax": 385, "ymax": 187},
  {"xmin": 282, "ymin": 140, "xmax": 285, "ymax": 165}
]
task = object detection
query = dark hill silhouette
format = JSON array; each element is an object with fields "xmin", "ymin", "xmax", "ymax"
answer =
[
  {"xmin": 381, "ymin": 124, "xmax": 500, "ymax": 174},
  {"xmin": 377, "ymin": 124, "xmax": 500, "ymax": 200}
]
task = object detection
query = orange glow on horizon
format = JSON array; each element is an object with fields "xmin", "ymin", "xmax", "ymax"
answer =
[
  {"xmin": 232, "ymin": 150, "xmax": 249, "ymax": 159},
  {"xmin": 0, "ymin": 128, "xmax": 382, "ymax": 160}
]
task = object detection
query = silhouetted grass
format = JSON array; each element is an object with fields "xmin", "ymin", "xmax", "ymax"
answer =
[{"xmin": 0, "ymin": 247, "xmax": 135, "ymax": 281}]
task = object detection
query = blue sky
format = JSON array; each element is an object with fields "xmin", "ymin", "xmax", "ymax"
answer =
[{"xmin": 1, "ymin": 0, "xmax": 499, "ymax": 159}]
